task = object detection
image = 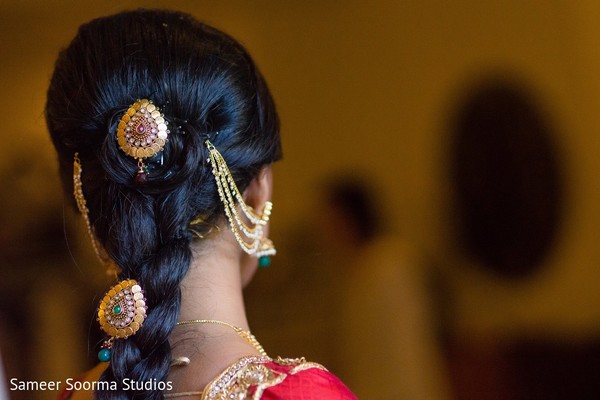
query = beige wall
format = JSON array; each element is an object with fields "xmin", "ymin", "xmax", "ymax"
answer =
[{"xmin": 3, "ymin": 0, "xmax": 600, "ymax": 376}]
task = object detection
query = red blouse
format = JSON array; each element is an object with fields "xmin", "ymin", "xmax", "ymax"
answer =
[
  {"xmin": 197, "ymin": 356, "xmax": 356, "ymax": 400},
  {"xmin": 58, "ymin": 356, "xmax": 356, "ymax": 400}
]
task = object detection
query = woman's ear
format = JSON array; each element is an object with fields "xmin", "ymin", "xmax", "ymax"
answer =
[{"xmin": 243, "ymin": 165, "xmax": 273, "ymax": 211}]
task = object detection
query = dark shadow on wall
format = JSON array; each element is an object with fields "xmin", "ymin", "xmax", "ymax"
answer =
[
  {"xmin": 449, "ymin": 75, "xmax": 564, "ymax": 279},
  {"xmin": 445, "ymin": 75, "xmax": 600, "ymax": 400}
]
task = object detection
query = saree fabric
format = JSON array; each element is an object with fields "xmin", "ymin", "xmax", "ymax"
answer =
[{"xmin": 199, "ymin": 356, "xmax": 356, "ymax": 399}]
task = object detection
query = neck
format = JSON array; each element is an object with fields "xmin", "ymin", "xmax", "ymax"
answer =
[
  {"xmin": 178, "ymin": 232, "xmax": 250, "ymax": 329},
  {"xmin": 167, "ymin": 230, "xmax": 261, "ymax": 390}
]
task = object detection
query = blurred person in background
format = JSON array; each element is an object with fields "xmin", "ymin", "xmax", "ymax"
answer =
[{"xmin": 321, "ymin": 175, "xmax": 451, "ymax": 400}]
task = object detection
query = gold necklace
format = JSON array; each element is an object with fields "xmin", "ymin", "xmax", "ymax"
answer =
[{"xmin": 175, "ymin": 319, "xmax": 268, "ymax": 357}]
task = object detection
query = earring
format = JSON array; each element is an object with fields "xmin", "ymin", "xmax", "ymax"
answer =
[
  {"xmin": 204, "ymin": 140, "xmax": 276, "ymax": 265},
  {"xmin": 257, "ymin": 238, "xmax": 275, "ymax": 267}
]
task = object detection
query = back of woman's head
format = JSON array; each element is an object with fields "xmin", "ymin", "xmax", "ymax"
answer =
[{"xmin": 46, "ymin": 9, "xmax": 280, "ymax": 399}]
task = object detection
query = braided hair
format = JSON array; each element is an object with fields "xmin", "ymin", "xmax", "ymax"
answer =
[{"xmin": 46, "ymin": 9, "xmax": 281, "ymax": 399}]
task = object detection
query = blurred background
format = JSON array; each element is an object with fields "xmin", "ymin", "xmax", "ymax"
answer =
[{"xmin": 3, "ymin": 0, "xmax": 600, "ymax": 399}]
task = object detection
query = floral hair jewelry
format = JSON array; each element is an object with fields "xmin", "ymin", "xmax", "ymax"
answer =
[
  {"xmin": 116, "ymin": 99, "xmax": 169, "ymax": 185},
  {"xmin": 97, "ymin": 279, "xmax": 147, "ymax": 362},
  {"xmin": 205, "ymin": 139, "xmax": 276, "ymax": 266}
]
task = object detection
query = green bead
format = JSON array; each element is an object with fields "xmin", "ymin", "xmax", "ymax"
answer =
[
  {"xmin": 98, "ymin": 348, "xmax": 111, "ymax": 362},
  {"xmin": 113, "ymin": 305, "xmax": 122, "ymax": 315},
  {"xmin": 258, "ymin": 256, "xmax": 271, "ymax": 268}
]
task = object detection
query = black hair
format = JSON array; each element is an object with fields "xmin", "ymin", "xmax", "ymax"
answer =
[{"xmin": 46, "ymin": 9, "xmax": 281, "ymax": 399}]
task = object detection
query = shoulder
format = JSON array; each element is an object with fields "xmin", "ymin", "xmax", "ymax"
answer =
[
  {"xmin": 201, "ymin": 356, "xmax": 356, "ymax": 400},
  {"xmin": 57, "ymin": 363, "xmax": 108, "ymax": 400}
]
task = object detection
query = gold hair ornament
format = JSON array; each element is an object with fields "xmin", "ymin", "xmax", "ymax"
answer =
[
  {"xmin": 116, "ymin": 99, "xmax": 169, "ymax": 185},
  {"xmin": 188, "ymin": 214, "xmax": 221, "ymax": 239},
  {"xmin": 97, "ymin": 279, "xmax": 147, "ymax": 362},
  {"xmin": 205, "ymin": 140, "xmax": 276, "ymax": 266},
  {"xmin": 73, "ymin": 153, "xmax": 120, "ymax": 278}
]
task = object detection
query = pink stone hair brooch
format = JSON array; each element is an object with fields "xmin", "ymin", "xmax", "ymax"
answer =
[{"xmin": 116, "ymin": 99, "xmax": 169, "ymax": 185}]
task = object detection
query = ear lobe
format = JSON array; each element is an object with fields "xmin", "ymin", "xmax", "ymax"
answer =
[{"xmin": 243, "ymin": 165, "xmax": 273, "ymax": 210}]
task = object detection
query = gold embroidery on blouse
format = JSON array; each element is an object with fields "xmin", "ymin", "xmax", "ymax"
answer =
[
  {"xmin": 274, "ymin": 356, "xmax": 306, "ymax": 366},
  {"xmin": 274, "ymin": 356, "xmax": 327, "ymax": 375},
  {"xmin": 289, "ymin": 360, "xmax": 327, "ymax": 375},
  {"xmin": 245, "ymin": 364, "xmax": 286, "ymax": 399},
  {"xmin": 196, "ymin": 356, "xmax": 326, "ymax": 400}
]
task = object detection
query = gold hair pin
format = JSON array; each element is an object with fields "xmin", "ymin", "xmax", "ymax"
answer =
[
  {"xmin": 97, "ymin": 279, "xmax": 147, "ymax": 362},
  {"xmin": 117, "ymin": 99, "xmax": 169, "ymax": 185}
]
